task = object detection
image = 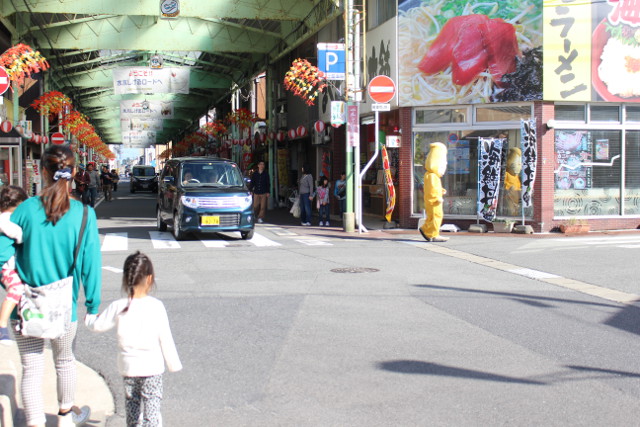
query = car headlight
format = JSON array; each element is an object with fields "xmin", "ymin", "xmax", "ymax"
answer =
[
  {"xmin": 238, "ymin": 195, "xmax": 252, "ymax": 210},
  {"xmin": 180, "ymin": 196, "xmax": 199, "ymax": 209}
]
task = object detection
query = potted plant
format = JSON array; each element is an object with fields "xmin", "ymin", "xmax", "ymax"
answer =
[
  {"xmin": 492, "ymin": 218, "xmax": 515, "ymax": 233},
  {"xmin": 559, "ymin": 218, "xmax": 590, "ymax": 234}
]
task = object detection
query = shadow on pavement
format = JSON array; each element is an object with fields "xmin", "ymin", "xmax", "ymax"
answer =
[{"xmin": 377, "ymin": 360, "xmax": 544, "ymax": 385}]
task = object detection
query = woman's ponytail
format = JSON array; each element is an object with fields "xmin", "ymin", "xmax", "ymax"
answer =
[{"xmin": 40, "ymin": 145, "xmax": 74, "ymax": 225}]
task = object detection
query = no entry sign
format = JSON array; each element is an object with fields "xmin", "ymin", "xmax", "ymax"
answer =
[
  {"xmin": 368, "ymin": 75, "xmax": 396, "ymax": 104},
  {"xmin": 50, "ymin": 132, "xmax": 65, "ymax": 145},
  {"xmin": 0, "ymin": 67, "xmax": 9, "ymax": 96}
]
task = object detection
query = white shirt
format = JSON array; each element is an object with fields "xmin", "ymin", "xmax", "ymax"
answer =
[
  {"xmin": 0, "ymin": 211, "xmax": 23, "ymax": 244},
  {"xmin": 86, "ymin": 296, "xmax": 182, "ymax": 377}
]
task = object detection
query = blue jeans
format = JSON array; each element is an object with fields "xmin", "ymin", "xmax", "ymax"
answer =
[
  {"xmin": 319, "ymin": 204, "xmax": 330, "ymax": 223},
  {"xmin": 87, "ymin": 187, "xmax": 98, "ymax": 207},
  {"xmin": 300, "ymin": 193, "xmax": 312, "ymax": 224}
]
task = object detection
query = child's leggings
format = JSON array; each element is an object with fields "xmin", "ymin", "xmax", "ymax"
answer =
[
  {"xmin": 2, "ymin": 265, "xmax": 24, "ymax": 304},
  {"xmin": 124, "ymin": 374, "xmax": 163, "ymax": 427}
]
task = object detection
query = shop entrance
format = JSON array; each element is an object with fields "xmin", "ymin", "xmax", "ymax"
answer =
[{"xmin": 0, "ymin": 138, "xmax": 23, "ymax": 187}]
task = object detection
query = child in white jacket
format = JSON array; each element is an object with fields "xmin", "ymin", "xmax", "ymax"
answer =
[{"xmin": 86, "ymin": 251, "xmax": 182, "ymax": 426}]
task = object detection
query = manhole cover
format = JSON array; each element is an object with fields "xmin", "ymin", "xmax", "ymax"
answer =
[{"xmin": 330, "ymin": 267, "xmax": 380, "ymax": 274}]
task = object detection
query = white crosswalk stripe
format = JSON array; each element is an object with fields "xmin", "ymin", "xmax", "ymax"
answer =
[
  {"xmin": 250, "ymin": 232, "xmax": 282, "ymax": 247},
  {"xmin": 295, "ymin": 239, "xmax": 333, "ymax": 246},
  {"xmin": 101, "ymin": 233, "xmax": 128, "ymax": 252},
  {"xmin": 149, "ymin": 231, "xmax": 181, "ymax": 249}
]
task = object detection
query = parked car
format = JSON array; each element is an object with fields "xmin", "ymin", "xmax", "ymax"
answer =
[
  {"xmin": 157, "ymin": 157, "xmax": 254, "ymax": 240},
  {"xmin": 130, "ymin": 165, "xmax": 158, "ymax": 193}
]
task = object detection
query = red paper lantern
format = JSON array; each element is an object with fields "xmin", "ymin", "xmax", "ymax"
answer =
[
  {"xmin": 34, "ymin": 134, "xmax": 41, "ymax": 144},
  {"xmin": 0, "ymin": 121, "xmax": 11, "ymax": 133},
  {"xmin": 314, "ymin": 121, "xmax": 325, "ymax": 133},
  {"xmin": 288, "ymin": 129, "xmax": 296, "ymax": 140},
  {"xmin": 297, "ymin": 125, "xmax": 308, "ymax": 138},
  {"xmin": 43, "ymin": 136, "xmax": 48, "ymax": 144},
  {"xmin": 268, "ymin": 132, "xmax": 275, "ymax": 141},
  {"xmin": 276, "ymin": 131, "xmax": 285, "ymax": 142}
]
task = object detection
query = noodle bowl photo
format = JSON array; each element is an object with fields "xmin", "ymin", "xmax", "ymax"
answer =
[{"xmin": 398, "ymin": 0, "xmax": 543, "ymax": 106}]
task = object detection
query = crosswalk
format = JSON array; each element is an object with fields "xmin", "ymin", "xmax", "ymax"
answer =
[
  {"xmin": 100, "ymin": 227, "xmax": 335, "ymax": 252},
  {"xmin": 512, "ymin": 234, "xmax": 640, "ymax": 253}
]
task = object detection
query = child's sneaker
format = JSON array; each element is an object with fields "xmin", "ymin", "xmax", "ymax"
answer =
[
  {"xmin": 0, "ymin": 327, "xmax": 12, "ymax": 345},
  {"xmin": 72, "ymin": 405, "xmax": 91, "ymax": 425},
  {"xmin": 319, "ymin": 221, "xmax": 324, "ymax": 226},
  {"xmin": 325, "ymin": 221, "xmax": 330, "ymax": 227}
]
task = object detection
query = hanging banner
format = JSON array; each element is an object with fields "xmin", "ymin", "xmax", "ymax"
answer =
[
  {"xmin": 381, "ymin": 145, "xmax": 396, "ymax": 222},
  {"xmin": 478, "ymin": 137, "xmax": 504, "ymax": 222},
  {"xmin": 113, "ymin": 67, "xmax": 190, "ymax": 95},
  {"xmin": 120, "ymin": 100, "xmax": 173, "ymax": 119},
  {"xmin": 521, "ymin": 119, "xmax": 538, "ymax": 207},
  {"xmin": 121, "ymin": 118, "xmax": 164, "ymax": 131},
  {"xmin": 122, "ymin": 131, "xmax": 156, "ymax": 147}
]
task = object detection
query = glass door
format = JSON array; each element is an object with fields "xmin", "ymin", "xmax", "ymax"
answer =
[{"xmin": 0, "ymin": 145, "xmax": 23, "ymax": 187}]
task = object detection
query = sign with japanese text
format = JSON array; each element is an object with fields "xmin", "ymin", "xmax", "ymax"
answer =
[
  {"xmin": 122, "ymin": 131, "xmax": 156, "ymax": 147},
  {"xmin": 317, "ymin": 43, "xmax": 345, "ymax": 80},
  {"xmin": 543, "ymin": 0, "xmax": 591, "ymax": 101},
  {"xmin": 120, "ymin": 100, "xmax": 173, "ymax": 119},
  {"xmin": 121, "ymin": 118, "xmax": 164, "ymax": 131},
  {"xmin": 113, "ymin": 67, "xmax": 189, "ymax": 95},
  {"xmin": 347, "ymin": 104, "xmax": 359, "ymax": 148}
]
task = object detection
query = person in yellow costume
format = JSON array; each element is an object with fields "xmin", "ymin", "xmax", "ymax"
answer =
[
  {"xmin": 419, "ymin": 142, "xmax": 448, "ymax": 242},
  {"xmin": 503, "ymin": 147, "xmax": 522, "ymax": 217}
]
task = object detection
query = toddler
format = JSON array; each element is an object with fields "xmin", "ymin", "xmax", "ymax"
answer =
[
  {"xmin": 316, "ymin": 176, "xmax": 330, "ymax": 226},
  {"xmin": 0, "ymin": 185, "xmax": 28, "ymax": 344},
  {"xmin": 86, "ymin": 251, "xmax": 182, "ymax": 426}
]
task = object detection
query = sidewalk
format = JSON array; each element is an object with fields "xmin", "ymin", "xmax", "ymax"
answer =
[{"xmin": 0, "ymin": 341, "xmax": 114, "ymax": 427}]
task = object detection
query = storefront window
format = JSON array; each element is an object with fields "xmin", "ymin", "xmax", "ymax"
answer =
[
  {"xmin": 553, "ymin": 130, "xmax": 621, "ymax": 216},
  {"xmin": 625, "ymin": 106, "xmax": 640, "ymax": 123},
  {"xmin": 590, "ymin": 105, "xmax": 620, "ymax": 122},
  {"xmin": 475, "ymin": 105, "xmax": 532, "ymax": 122},
  {"xmin": 415, "ymin": 109, "xmax": 468, "ymax": 125},
  {"xmin": 413, "ymin": 128, "xmax": 532, "ymax": 218},
  {"xmin": 555, "ymin": 104, "xmax": 586, "ymax": 122},
  {"xmin": 625, "ymin": 131, "xmax": 640, "ymax": 215}
]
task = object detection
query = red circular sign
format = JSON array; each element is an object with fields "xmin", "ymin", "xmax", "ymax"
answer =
[
  {"xmin": 0, "ymin": 120, "xmax": 12, "ymax": 133},
  {"xmin": 368, "ymin": 75, "xmax": 396, "ymax": 104},
  {"xmin": 51, "ymin": 132, "xmax": 65, "ymax": 145},
  {"xmin": 0, "ymin": 67, "xmax": 9, "ymax": 96}
]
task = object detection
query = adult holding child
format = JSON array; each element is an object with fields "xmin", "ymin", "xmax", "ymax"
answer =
[{"xmin": 0, "ymin": 145, "xmax": 102, "ymax": 427}]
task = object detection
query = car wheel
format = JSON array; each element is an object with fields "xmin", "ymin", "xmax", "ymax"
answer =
[
  {"xmin": 157, "ymin": 208, "xmax": 167, "ymax": 232},
  {"xmin": 173, "ymin": 212, "xmax": 185, "ymax": 240},
  {"xmin": 241, "ymin": 229, "xmax": 254, "ymax": 240}
]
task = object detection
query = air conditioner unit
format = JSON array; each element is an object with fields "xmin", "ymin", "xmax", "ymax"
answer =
[{"xmin": 312, "ymin": 126, "xmax": 330, "ymax": 145}]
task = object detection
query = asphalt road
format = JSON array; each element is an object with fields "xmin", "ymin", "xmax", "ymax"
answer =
[{"xmin": 75, "ymin": 189, "xmax": 640, "ymax": 426}]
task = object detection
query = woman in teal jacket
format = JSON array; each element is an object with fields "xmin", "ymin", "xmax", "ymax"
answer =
[{"xmin": 0, "ymin": 145, "xmax": 101, "ymax": 427}]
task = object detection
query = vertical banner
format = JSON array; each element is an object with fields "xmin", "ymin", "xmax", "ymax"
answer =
[
  {"xmin": 381, "ymin": 145, "xmax": 396, "ymax": 222},
  {"xmin": 347, "ymin": 104, "xmax": 359, "ymax": 147},
  {"xmin": 478, "ymin": 138, "xmax": 505, "ymax": 221},
  {"xmin": 521, "ymin": 119, "xmax": 538, "ymax": 207}
]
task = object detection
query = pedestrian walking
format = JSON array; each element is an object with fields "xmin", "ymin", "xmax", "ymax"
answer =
[
  {"xmin": 334, "ymin": 172, "xmax": 347, "ymax": 216},
  {"xmin": 0, "ymin": 185, "xmax": 28, "ymax": 344},
  {"xmin": 100, "ymin": 165, "xmax": 113, "ymax": 202},
  {"xmin": 73, "ymin": 164, "xmax": 90, "ymax": 204},
  {"xmin": 86, "ymin": 162, "xmax": 100, "ymax": 207},
  {"xmin": 317, "ymin": 176, "xmax": 331, "ymax": 226},
  {"xmin": 250, "ymin": 161, "xmax": 270, "ymax": 223},
  {"xmin": 298, "ymin": 164, "xmax": 314, "ymax": 226},
  {"xmin": 85, "ymin": 251, "xmax": 182, "ymax": 427},
  {"xmin": 0, "ymin": 145, "xmax": 101, "ymax": 427},
  {"xmin": 111, "ymin": 169, "xmax": 120, "ymax": 192}
]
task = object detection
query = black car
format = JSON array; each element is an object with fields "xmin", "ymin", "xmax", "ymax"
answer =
[
  {"xmin": 130, "ymin": 165, "xmax": 158, "ymax": 193},
  {"xmin": 157, "ymin": 157, "xmax": 255, "ymax": 240}
]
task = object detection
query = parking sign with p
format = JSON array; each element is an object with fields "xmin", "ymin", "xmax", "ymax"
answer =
[{"xmin": 317, "ymin": 43, "xmax": 345, "ymax": 81}]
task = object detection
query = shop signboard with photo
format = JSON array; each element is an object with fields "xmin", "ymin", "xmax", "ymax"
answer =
[
  {"xmin": 397, "ymin": 0, "xmax": 543, "ymax": 106},
  {"xmin": 113, "ymin": 67, "xmax": 190, "ymax": 95},
  {"xmin": 544, "ymin": 0, "xmax": 640, "ymax": 102},
  {"xmin": 121, "ymin": 100, "xmax": 173, "ymax": 119},
  {"xmin": 554, "ymin": 130, "xmax": 592, "ymax": 191}
]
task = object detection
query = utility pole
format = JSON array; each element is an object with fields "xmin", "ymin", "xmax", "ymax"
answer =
[{"xmin": 344, "ymin": 0, "xmax": 365, "ymax": 232}]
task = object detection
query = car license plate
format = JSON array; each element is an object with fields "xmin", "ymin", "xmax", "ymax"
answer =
[{"xmin": 201, "ymin": 215, "xmax": 220, "ymax": 226}]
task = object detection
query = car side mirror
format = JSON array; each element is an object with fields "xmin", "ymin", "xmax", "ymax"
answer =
[{"xmin": 244, "ymin": 177, "xmax": 251, "ymax": 185}]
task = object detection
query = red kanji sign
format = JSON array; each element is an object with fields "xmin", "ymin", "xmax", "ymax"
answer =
[
  {"xmin": 50, "ymin": 132, "xmax": 65, "ymax": 145},
  {"xmin": 368, "ymin": 75, "xmax": 396, "ymax": 104},
  {"xmin": 0, "ymin": 67, "xmax": 9, "ymax": 96}
]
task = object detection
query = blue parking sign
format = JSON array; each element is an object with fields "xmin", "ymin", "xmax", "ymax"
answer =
[{"xmin": 317, "ymin": 43, "xmax": 345, "ymax": 81}]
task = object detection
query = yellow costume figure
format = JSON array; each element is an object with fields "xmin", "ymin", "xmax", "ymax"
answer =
[
  {"xmin": 419, "ymin": 142, "xmax": 448, "ymax": 242},
  {"xmin": 504, "ymin": 147, "xmax": 522, "ymax": 217}
]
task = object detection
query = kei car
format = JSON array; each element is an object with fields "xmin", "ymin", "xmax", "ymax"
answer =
[
  {"xmin": 156, "ymin": 157, "xmax": 254, "ymax": 240},
  {"xmin": 130, "ymin": 165, "xmax": 158, "ymax": 193}
]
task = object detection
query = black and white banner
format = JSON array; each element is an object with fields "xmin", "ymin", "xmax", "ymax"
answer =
[
  {"xmin": 521, "ymin": 119, "xmax": 537, "ymax": 208},
  {"xmin": 478, "ymin": 138, "xmax": 504, "ymax": 222}
]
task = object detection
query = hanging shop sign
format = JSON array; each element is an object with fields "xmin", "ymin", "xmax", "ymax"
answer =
[
  {"xmin": 113, "ymin": 67, "xmax": 189, "ymax": 95},
  {"xmin": 347, "ymin": 104, "xmax": 359, "ymax": 147},
  {"xmin": 149, "ymin": 54, "xmax": 164, "ymax": 69},
  {"xmin": 120, "ymin": 100, "xmax": 173, "ymax": 119},
  {"xmin": 398, "ymin": 0, "xmax": 543, "ymax": 105},
  {"xmin": 330, "ymin": 101, "xmax": 346, "ymax": 127},
  {"xmin": 477, "ymin": 137, "xmax": 505, "ymax": 222},
  {"xmin": 122, "ymin": 131, "xmax": 156, "ymax": 146},
  {"xmin": 317, "ymin": 43, "xmax": 346, "ymax": 80},
  {"xmin": 160, "ymin": 0, "xmax": 180, "ymax": 19}
]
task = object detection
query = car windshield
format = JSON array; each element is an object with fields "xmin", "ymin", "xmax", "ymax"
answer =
[
  {"xmin": 133, "ymin": 168, "xmax": 155, "ymax": 177},
  {"xmin": 180, "ymin": 162, "xmax": 244, "ymax": 187}
]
